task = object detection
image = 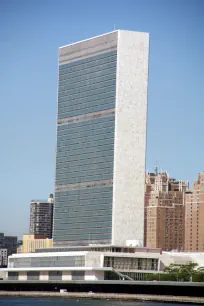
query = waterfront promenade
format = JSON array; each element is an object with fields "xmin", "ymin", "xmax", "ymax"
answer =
[{"xmin": 0, "ymin": 291, "xmax": 204, "ymax": 304}]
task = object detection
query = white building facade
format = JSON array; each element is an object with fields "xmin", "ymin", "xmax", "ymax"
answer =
[
  {"xmin": 6, "ymin": 248, "xmax": 204, "ymax": 281},
  {"xmin": 6, "ymin": 246, "xmax": 161, "ymax": 281}
]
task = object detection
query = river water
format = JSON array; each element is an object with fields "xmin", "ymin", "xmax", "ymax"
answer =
[{"xmin": 0, "ymin": 298, "xmax": 195, "ymax": 306}]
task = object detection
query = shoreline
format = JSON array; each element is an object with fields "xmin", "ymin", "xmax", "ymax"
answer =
[{"xmin": 0, "ymin": 291, "xmax": 204, "ymax": 304}]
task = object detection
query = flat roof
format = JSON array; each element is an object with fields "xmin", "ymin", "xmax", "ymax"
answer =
[
  {"xmin": 59, "ymin": 30, "xmax": 118, "ymax": 49},
  {"xmin": 36, "ymin": 245, "xmax": 161, "ymax": 251},
  {"xmin": 59, "ymin": 29, "xmax": 149, "ymax": 50},
  {"xmin": 3, "ymin": 267, "xmax": 112, "ymax": 272}
]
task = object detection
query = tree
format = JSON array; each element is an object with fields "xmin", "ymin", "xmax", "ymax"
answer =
[
  {"xmin": 164, "ymin": 262, "xmax": 198, "ymax": 282},
  {"xmin": 192, "ymin": 267, "xmax": 204, "ymax": 282}
]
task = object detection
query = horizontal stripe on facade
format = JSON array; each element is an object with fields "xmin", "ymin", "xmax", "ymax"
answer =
[
  {"xmin": 59, "ymin": 46, "xmax": 117, "ymax": 66},
  {"xmin": 55, "ymin": 179, "xmax": 113, "ymax": 192},
  {"xmin": 57, "ymin": 109, "xmax": 115, "ymax": 126}
]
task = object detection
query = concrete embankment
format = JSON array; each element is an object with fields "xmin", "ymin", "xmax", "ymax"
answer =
[{"xmin": 0, "ymin": 291, "xmax": 204, "ymax": 304}]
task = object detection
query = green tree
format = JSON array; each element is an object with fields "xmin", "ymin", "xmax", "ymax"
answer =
[
  {"xmin": 192, "ymin": 267, "xmax": 204, "ymax": 282},
  {"xmin": 164, "ymin": 262, "xmax": 198, "ymax": 282}
]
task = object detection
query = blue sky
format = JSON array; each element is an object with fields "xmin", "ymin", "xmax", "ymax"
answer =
[{"xmin": 0, "ymin": 0, "xmax": 203, "ymax": 238}]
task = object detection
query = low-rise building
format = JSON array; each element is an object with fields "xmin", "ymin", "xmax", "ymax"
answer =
[
  {"xmin": 5, "ymin": 245, "xmax": 204, "ymax": 281},
  {"xmin": 6, "ymin": 246, "xmax": 162, "ymax": 281},
  {"xmin": 22, "ymin": 234, "xmax": 53, "ymax": 253}
]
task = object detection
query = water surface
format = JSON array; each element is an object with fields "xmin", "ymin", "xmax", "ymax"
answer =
[{"xmin": 0, "ymin": 297, "xmax": 195, "ymax": 306}]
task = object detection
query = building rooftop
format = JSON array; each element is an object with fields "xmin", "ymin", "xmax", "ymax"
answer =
[{"xmin": 35, "ymin": 245, "xmax": 162, "ymax": 254}]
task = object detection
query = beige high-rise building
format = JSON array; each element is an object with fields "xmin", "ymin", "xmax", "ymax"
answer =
[
  {"xmin": 185, "ymin": 172, "xmax": 204, "ymax": 252},
  {"xmin": 144, "ymin": 171, "xmax": 188, "ymax": 251}
]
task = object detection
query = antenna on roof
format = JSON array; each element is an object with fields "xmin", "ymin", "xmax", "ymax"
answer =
[{"xmin": 154, "ymin": 161, "xmax": 158, "ymax": 175}]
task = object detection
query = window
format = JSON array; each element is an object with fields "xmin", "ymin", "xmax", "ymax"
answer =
[
  {"xmin": 72, "ymin": 271, "xmax": 84, "ymax": 280},
  {"xmin": 8, "ymin": 272, "xmax": 18, "ymax": 280},
  {"xmin": 49, "ymin": 271, "xmax": 62, "ymax": 280}
]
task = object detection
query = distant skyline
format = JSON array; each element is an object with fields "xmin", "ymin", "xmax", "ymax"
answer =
[{"xmin": 0, "ymin": 0, "xmax": 203, "ymax": 238}]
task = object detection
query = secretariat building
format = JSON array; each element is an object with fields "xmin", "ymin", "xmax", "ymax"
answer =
[
  {"xmin": 54, "ymin": 30, "xmax": 149, "ymax": 247},
  {"xmin": 7, "ymin": 32, "xmax": 204, "ymax": 282}
]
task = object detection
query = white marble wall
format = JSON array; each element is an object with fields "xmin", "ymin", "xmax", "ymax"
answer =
[
  {"xmin": 40, "ymin": 271, "xmax": 49, "ymax": 281},
  {"xmin": 85, "ymin": 270, "xmax": 104, "ymax": 280},
  {"xmin": 85, "ymin": 253, "xmax": 101, "ymax": 267},
  {"xmin": 62, "ymin": 271, "xmax": 71, "ymax": 280},
  {"xmin": 112, "ymin": 30, "xmax": 149, "ymax": 246},
  {"xmin": 18, "ymin": 272, "xmax": 27, "ymax": 281}
]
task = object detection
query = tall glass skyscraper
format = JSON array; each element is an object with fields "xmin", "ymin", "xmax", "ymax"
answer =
[{"xmin": 53, "ymin": 30, "xmax": 149, "ymax": 247}]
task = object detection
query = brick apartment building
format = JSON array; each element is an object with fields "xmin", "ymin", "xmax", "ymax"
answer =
[
  {"xmin": 185, "ymin": 172, "xmax": 204, "ymax": 252},
  {"xmin": 144, "ymin": 171, "xmax": 188, "ymax": 251}
]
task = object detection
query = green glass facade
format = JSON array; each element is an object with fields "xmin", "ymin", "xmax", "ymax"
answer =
[{"xmin": 53, "ymin": 50, "xmax": 117, "ymax": 245}]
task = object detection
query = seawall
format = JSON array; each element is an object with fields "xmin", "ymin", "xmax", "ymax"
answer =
[{"xmin": 0, "ymin": 291, "xmax": 204, "ymax": 304}]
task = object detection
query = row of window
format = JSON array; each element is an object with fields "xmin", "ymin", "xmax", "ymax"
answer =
[
  {"xmin": 56, "ymin": 160, "xmax": 113, "ymax": 175},
  {"xmin": 55, "ymin": 202, "xmax": 112, "ymax": 214},
  {"xmin": 57, "ymin": 128, "xmax": 114, "ymax": 146},
  {"xmin": 55, "ymin": 200, "xmax": 113, "ymax": 210},
  {"xmin": 58, "ymin": 93, "xmax": 115, "ymax": 115},
  {"xmin": 53, "ymin": 224, "xmax": 112, "ymax": 235},
  {"xmin": 56, "ymin": 155, "xmax": 113, "ymax": 169},
  {"xmin": 55, "ymin": 173, "xmax": 113, "ymax": 185},
  {"xmin": 59, "ymin": 72, "xmax": 116, "ymax": 93},
  {"xmin": 57, "ymin": 146, "xmax": 114, "ymax": 163},
  {"xmin": 58, "ymin": 98, "xmax": 115, "ymax": 119},
  {"xmin": 56, "ymin": 148, "xmax": 114, "ymax": 162},
  {"xmin": 104, "ymin": 257, "xmax": 158, "ymax": 271},
  {"xmin": 59, "ymin": 67, "xmax": 116, "ymax": 88},
  {"xmin": 57, "ymin": 121, "xmax": 114, "ymax": 140},
  {"xmin": 59, "ymin": 51, "xmax": 116, "ymax": 76},
  {"xmin": 58, "ymin": 99, "xmax": 115, "ymax": 119},
  {"xmin": 56, "ymin": 166, "xmax": 113, "ymax": 180},
  {"xmin": 58, "ymin": 90, "xmax": 115, "ymax": 108},
  {"xmin": 59, "ymin": 50, "xmax": 117, "ymax": 71},
  {"xmin": 59, "ymin": 76, "xmax": 116, "ymax": 97},
  {"xmin": 54, "ymin": 213, "xmax": 112, "ymax": 224},
  {"xmin": 57, "ymin": 149, "xmax": 114, "ymax": 165},
  {"xmin": 55, "ymin": 200, "xmax": 112, "ymax": 213},
  {"xmin": 57, "ymin": 142, "xmax": 114, "ymax": 155},
  {"xmin": 53, "ymin": 217, "xmax": 112, "ymax": 230},
  {"xmin": 59, "ymin": 60, "xmax": 116, "ymax": 82},
  {"xmin": 58, "ymin": 84, "xmax": 115, "ymax": 103},
  {"xmin": 56, "ymin": 147, "xmax": 114, "ymax": 163},
  {"xmin": 8, "ymin": 271, "xmax": 85, "ymax": 281},
  {"xmin": 59, "ymin": 54, "xmax": 117, "ymax": 78},
  {"xmin": 57, "ymin": 133, "xmax": 114, "ymax": 150},
  {"xmin": 55, "ymin": 203, "xmax": 112, "ymax": 214},
  {"xmin": 9, "ymin": 256, "xmax": 85, "ymax": 268},
  {"xmin": 56, "ymin": 172, "xmax": 113, "ymax": 184},
  {"xmin": 53, "ymin": 232, "xmax": 112, "ymax": 241}
]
